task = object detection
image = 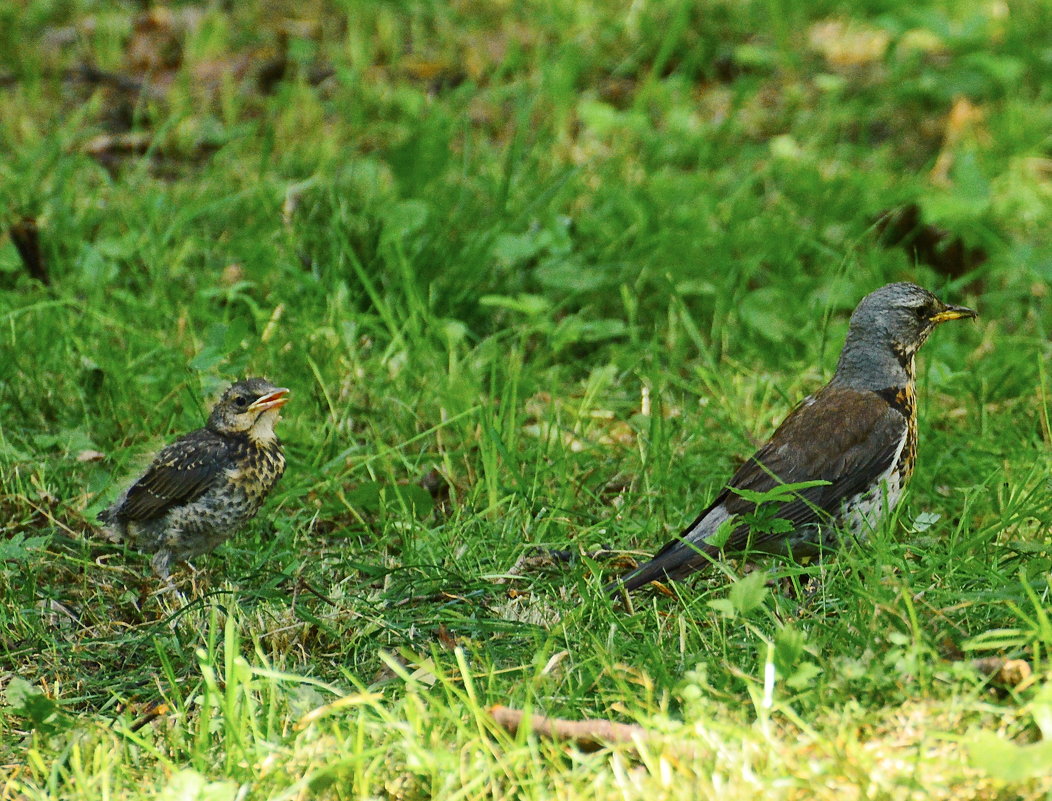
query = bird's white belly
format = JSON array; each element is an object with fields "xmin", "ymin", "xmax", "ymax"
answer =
[{"xmin": 840, "ymin": 464, "xmax": 903, "ymax": 536}]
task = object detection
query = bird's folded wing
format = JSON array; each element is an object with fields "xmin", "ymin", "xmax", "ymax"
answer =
[
  {"xmin": 613, "ymin": 386, "xmax": 908, "ymax": 591},
  {"xmin": 710, "ymin": 384, "xmax": 908, "ymax": 552},
  {"xmin": 118, "ymin": 431, "xmax": 230, "ymax": 520}
]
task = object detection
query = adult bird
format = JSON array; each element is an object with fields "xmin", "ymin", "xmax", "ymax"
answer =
[
  {"xmin": 98, "ymin": 378, "xmax": 289, "ymax": 579},
  {"xmin": 610, "ymin": 283, "xmax": 976, "ymax": 594}
]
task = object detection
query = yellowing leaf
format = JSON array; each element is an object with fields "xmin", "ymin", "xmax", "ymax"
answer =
[{"xmin": 808, "ymin": 20, "xmax": 890, "ymax": 68}]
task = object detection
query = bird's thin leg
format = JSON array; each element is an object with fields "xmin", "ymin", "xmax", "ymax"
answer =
[
  {"xmin": 186, "ymin": 560, "xmax": 213, "ymax": 598},
  {"xmin": 147, "ymin": 551, "xmax": 189, "ymax": 603},
  {"xmin": 147, "ymin": 573, "xmax": 187, "ymax": 605}
]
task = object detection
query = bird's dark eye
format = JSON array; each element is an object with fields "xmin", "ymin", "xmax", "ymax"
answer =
[{"xmin": 234, "ymin": 396, "xmax": 249, "ymax": 408}]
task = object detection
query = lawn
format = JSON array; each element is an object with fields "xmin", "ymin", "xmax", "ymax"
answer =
[{"xmin": 1, "ymin": 0, "xmax": 1051, "ymax": 798}]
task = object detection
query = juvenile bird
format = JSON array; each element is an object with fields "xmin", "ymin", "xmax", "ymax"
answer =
[
  {"xmin": 611, "ymin": 283, "xmax": 976, "ymax": 594},
  {"xmin": 99, "ymin": 378, "xmax": 289, "ymax": 579}
]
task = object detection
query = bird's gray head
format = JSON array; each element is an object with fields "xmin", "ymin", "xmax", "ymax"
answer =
[
  {"xmin": 833, "ymin": 282, "xmax": 976, "ymax": 389},
  {"xmin": 207, "ymin": 378, "xmax": 290, "ymax": 441}
]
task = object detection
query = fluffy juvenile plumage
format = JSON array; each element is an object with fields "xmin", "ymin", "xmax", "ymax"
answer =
[
  {"xmin": 611, "ymin": 283, "xmax": 976, "ymax": 594},
  {"xmin": 98, "ymin": 378, "xmax": 289, "ymax": 578}
]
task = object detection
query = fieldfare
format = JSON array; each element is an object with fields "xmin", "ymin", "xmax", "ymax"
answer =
[
  {"xmin": 99, "ymin": 378, "xmax": 289, "ymax": 579},
  {"xmin": 611, "ymin": 283, "xmax": 976, "ymax": 594}
]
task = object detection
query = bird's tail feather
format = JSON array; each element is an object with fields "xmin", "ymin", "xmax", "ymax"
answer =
[{"xmin": 607, "ymin": 538, "xmax": 719, "ymax": 595}]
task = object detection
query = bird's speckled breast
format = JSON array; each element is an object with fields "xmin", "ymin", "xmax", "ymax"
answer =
[
  {"xmin": 896, "ymin": 382, "xmax": 918, "ymax": 484},
  {"xmin": 225, "ymin": 438, "xmax": 286, "ymax": 501},
  {"xmin": 877, "ymin": 357, "xmax": 918, "ymax": 484},
  {"xmin": 849, "ymin": 373, "xmax": 918, "ymax": 535}
]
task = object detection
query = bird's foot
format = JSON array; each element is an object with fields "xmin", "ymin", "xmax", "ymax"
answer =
[{"xmin": 149, "ymin": 577, "xmax": 188, "ymax": 606}]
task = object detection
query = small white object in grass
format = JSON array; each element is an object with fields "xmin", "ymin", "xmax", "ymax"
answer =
[
  {"xmin": 541, "ymin": 650, "xmax": 569, "ymax": 676},
  {"xmin": 912, "ymin": 512, "xmax": 941, "ymax": 532},
  {"xmin": 769, "ymin": 134, "xmax": 802, "ymax": 160}
]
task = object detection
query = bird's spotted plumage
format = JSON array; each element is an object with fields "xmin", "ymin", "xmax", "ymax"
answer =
[
  {"xmin": 98, "ymin": 378, "xmax": 289, "ymax": 579},
  {"xmin": 611, "ymin": 283, "xmax": 975, "ymax": 594}
]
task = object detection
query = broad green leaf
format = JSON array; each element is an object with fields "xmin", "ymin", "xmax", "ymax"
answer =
[
  {"xmin": 728, "ymin": 571, "xmax": 768, "ymax": 616},
  {"xmin": 967, "ymin": 731, "xmax": 1052, "ymax": 782}
]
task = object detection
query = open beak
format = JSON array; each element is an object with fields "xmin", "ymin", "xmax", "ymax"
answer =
[
  {"xmin": 248, "ymin": 387, "xmax": 290, "ymax": 412},
  {"xmin": 930, "ymin": 304, "xmax": 977, "ymax": 324}
]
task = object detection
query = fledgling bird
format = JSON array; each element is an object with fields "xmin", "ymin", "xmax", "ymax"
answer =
[
  {"xmin": 98, "ymin": 378, "xmax": 289, "ymax": 579},
  {"xmin": 610, "ymin": 283, "xmax": 976, "ymax": 595}
]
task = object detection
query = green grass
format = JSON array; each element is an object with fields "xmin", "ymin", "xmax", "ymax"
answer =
[{"xmin": 2, "ymin": 0, "xmax": 1051, "ymax": 798}]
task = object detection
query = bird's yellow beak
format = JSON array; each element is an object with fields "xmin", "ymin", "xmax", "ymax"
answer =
[
  {"xmin": 248, "ymin": 387, "xmax": 290, "ymax": 412},
  {"xmin": 930, "ymin": 304, "xmax": 977, "ymax": 324}
]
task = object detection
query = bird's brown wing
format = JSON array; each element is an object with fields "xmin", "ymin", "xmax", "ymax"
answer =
[
  {"xmin": 116, "ymin": 429, "xmax": 231, "ymax": 521},
  {"xmin": 713, "ymin": 384, "xmax": 907, "ymax": 553},
  {"xmin": 613, "ymin": 385, "xmax": 907, "ymax": 591}
]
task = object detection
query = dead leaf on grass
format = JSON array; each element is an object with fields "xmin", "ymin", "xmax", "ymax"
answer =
[
  {"xmin": 808, "ymin": 19, "xmax": 890, "ymax": 69},
  {"xmin": 930, "ymin": 97, "xmax": 987, "ymax": 186},
  {"xmin": 874, "ymin": 203, "xmax": 987, "ymax": 279},
  {"xmin": 9, "ymin": 217, "xmax": 48, "ymax": 285}
]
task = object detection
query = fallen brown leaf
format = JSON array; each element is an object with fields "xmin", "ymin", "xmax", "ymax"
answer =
[{"xmin": 9, "ymin": 217, "xmax": 48, "ymax": 285}]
